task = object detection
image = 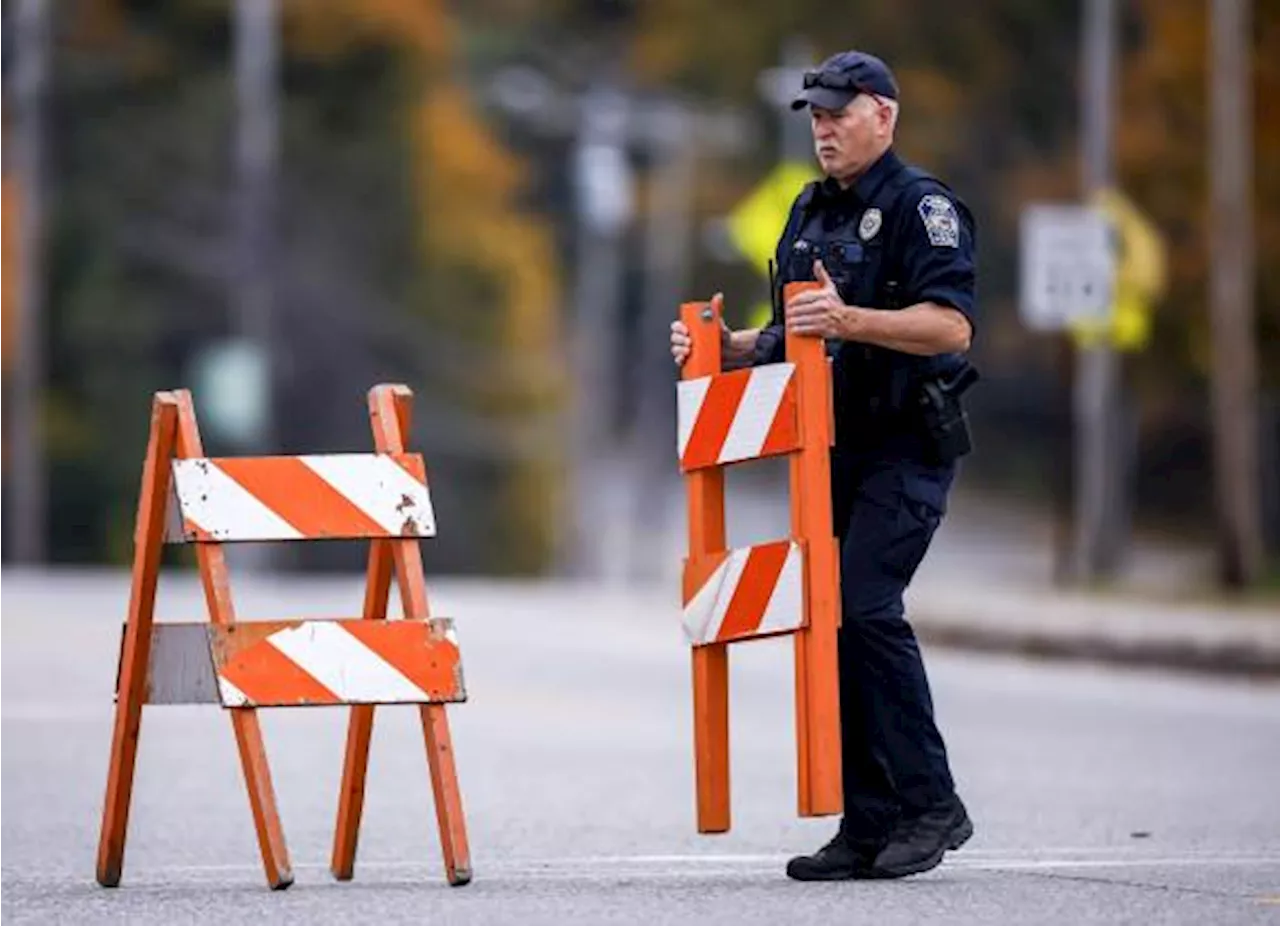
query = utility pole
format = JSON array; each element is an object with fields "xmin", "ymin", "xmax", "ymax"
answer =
[
  {"xmin": 755, "ymin": 36, "xmax": 817, "ymax": 165},
  {"xmin": 9, "ymin": 0, "xmax": 50, "ymax": 563},
  {"xmin": 230, "ymin": 0, "xmax": 279, "ymax": 571},
  {"xmin": 484, "ymin": 66, "xmax": 749, "ymax": 579},
  {"xmin": 1074, "ymin": 0, "xmax": 1123, "ymax": 582},
  {"xmin": 233, "ymin": 0, "xmax": 279, "ymax": 444},
  {"xmin": 567, "ymin": 85, "xmax": 634, "ymax": 578},
  {"xmin": 1209, "ymin": 0, "xmax": 1262, "ymax": 587},
  {"xmin": 778, "ymin": 37, "xmax": 815, "ymax": 162},
  {"xmin": 628, "ymin": 103, "xmax": 698, "ymax": 580},
  {"xmin": 623, "ymin": 39, "xmax": 809, "ymax": 581}
]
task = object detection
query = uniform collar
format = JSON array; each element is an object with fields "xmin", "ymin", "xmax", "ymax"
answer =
[{"xmin": 817, "ymin": 148, "xmax": 904, "ymax": 206}]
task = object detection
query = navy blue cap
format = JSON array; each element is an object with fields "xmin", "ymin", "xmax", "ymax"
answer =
[{"xmin": 790, "ymin": 51, "xmax": 900, "ymax": 111}]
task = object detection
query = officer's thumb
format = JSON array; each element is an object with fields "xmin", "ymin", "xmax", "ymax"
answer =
[
  {"xmin": 813, "ymin": 260, "xmax": 836, "ymax": 291},
  {"xmin": 708, "ymin": 292, "xmax": 731, "ymax": 335}
]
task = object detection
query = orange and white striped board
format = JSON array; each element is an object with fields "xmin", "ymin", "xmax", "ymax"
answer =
[
  {"xmin": 681, "ymin": 540, "xmax": 806, "ymax": 646},
  {"xmin": 143, "ymin": 619, "xmax": 465, "ymax": 708},
  {"xmin": 676, "ymin": 363, "xmax": 800, "ymax": 472},
  {"xmin": 165, "ymin": 453, "xmax": 435, "ymax": 543},
  {"xmin": 213, "ymin": 619, "xmax": 462, "ymax": 707}
]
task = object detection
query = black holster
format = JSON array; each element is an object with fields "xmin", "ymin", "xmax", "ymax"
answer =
[{"xmin": 915, "ymin": 362, "xmax": 979, "ymax": 464}]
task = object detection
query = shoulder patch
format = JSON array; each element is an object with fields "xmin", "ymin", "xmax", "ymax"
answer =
[{"xmin": 917, "ymin": 194, "xmax": 960, "ymax": 248}]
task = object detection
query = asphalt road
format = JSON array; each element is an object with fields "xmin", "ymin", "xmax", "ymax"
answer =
[{"xmin": 4, "ymin": 571, "xmax": 1279, "ymax": 924}]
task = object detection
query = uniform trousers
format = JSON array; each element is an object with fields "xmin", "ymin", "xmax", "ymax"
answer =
[{"xmin": 830, "ymin": 445, "xmax": 958, "ymax": 839}]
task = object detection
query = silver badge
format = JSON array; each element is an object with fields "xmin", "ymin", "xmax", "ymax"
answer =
[
  {"xmin": 858, "ymin": 208, "xmax": 882, "ymax": 241},
  {"xmin": 917, "ymin": 194, "xmax": 960, "ymax": 248}
]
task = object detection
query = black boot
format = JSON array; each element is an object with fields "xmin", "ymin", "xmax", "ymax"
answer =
[
  {"xmin": 868, "ymin": 796, "xmax": 973, "ymax": 879},
  {"xmin": 785, "ymin": 831, "xmax": 886, "ymax": 882}
]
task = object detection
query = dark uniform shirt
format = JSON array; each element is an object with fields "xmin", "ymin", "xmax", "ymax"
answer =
[{"xmin": 755, "ymin": 149, "xmax": 977, "ymax": 457}]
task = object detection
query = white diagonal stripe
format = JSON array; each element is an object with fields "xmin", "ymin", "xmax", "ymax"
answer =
[
  {"xmin": 681, "ymin": 548, "xmax": 753, "ymax": 645},
  {"xmin": 755, "ymin": 542, "xmax": 804, "ymax": 635},
  {"xmin": 265, "ymin": 621, "xmax": 427, "ymax": 703},
  {"xmin": 718, "ymin": 364, "xmax": 794, "ymax": 464},
  {"xmin": 171, "ymin": 460, "xmax": 302, "ymax": 542},
  {"xmin": 441, "ymin": 622, "xmax": 461, "ymax": 649},
  {"xmin": 702, "ymin": 548, "xmax": 751, "ymax": 642},
  {"xmin": 682, "ymin": 556, "xmax": 728, "ymax": 644},
  {"xmin": 676, "ymin": 376, "xmax": 712, "ymax": 460},
  {"xmin": 301, "ymin": 454, "xmax": 436, "ymax": 537},
  {"xmin": 217, "ymin": 677, "xmax": 250, "ymax": 708}
]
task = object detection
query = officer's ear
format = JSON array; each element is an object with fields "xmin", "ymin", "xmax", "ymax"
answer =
[{"xmin": 873, "ymin": 95, "xmax": 900, "ymax": 134}]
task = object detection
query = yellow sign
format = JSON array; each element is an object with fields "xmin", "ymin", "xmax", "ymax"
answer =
[
  {"xmin": 726, "ymin": 161, "xmax": 818, "ymax": 329},
  {"xmin": 1069, "ymin": 188, "xmax": 1167, "ymax": 351},
  {"xmin": 727, "ymin": 161, "xmax": 818, "ymax": 275}
]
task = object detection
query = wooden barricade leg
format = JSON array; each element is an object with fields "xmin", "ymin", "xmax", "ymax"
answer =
[
  {"xmin": 330, "ymin": 538, "xmax": 395, "ymax": 880},
  {"xmin": 332, "ymin": 384, "xmax": 471, "ymax": 885},
  {"xmin": 97, "ymin": 393, "xmax": 179, "ymax": 887},
  {"xmin": 681, "ymin": 301, "xmax": 732, "ymax": 834},
  {"xmin": 785, "ymin": 283, "xmax": 843, "ymax": 818},
  {"xmin": 173, "ymin": 390, "xmax": 294, "ymax": 890}
]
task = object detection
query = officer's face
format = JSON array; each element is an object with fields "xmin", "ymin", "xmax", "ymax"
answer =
[{"xmin": 811, "ymin": 95, "xmax": 895, "ymax": 184}]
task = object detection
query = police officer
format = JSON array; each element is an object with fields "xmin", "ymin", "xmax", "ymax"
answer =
[{"xmin": 671, "ymin": 50, "xmax": 978, "ymax": 880}]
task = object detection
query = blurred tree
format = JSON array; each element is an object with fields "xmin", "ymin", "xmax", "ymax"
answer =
[
  {"xmin": 1, "ymin": 171, "xmax": 34, "ymax": 546},
  {"xmin": 1112, "ymin": 0, "xmax": 1278, "ymax": 543},
  {"xmin": 35, "ymin": 0, "xmax": 564, "ymax": 571},
  {"xmin": 1119, "ymin": 0, "xmax": 1279, "ymax": 394},
  {"xmin": 286, "ymin": 0, "xmax": 567, "ymax": 573},
  {"xmin": 2, "ymin": 177, "xmax": 19, "ymax": 374}
]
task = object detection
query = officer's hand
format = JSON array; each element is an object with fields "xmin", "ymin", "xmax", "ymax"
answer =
[
  {"xmin": 670, "ymin": 293, "xmax": 731, "ymax": 367},
  {"xmin": 670, "ymin": 320, "xmax": 693, "ymax": 366},
  {"xmin": 785, "ymin": 260, "xmax": 847, "ymax": 339}
]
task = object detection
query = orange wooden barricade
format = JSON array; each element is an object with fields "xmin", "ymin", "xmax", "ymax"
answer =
[
  {"xmin": 97, "ymin": 384, "xmax": 471, "ymax": 890},
  {"xmin": 677, "ymin": 285, "xmax": 842, "ymax": 832}
]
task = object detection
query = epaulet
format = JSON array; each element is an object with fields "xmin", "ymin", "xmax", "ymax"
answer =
[
  {"xmin": 785, "ymin": 181, "xmax": 819, "ymax": 222},
  {"xmin": 899, "ymin": 165, "xmax": 935, "ymax": 184},
  {"xmin": 779, "ymin": 181, "xmax": 821, "ymax": 247},
  {"xmin": 896, "ymin": 165, "xmax": 945, "ymax": 193}
]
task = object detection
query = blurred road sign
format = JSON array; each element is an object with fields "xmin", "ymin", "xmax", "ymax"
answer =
[
  {"xmin": 756, "ymin": 65, "xmax": 808, "ymax": 108},
  {"xmin": 1070, "ymin": 188, "xmax": 1168, "ymax": 351},
  {"xmin": 727, "ymin": 161, "xmax": 817, "ymax": 278},
  {"xmin": 189, "ymin": 338, "xmax": 269, "ymax": 447},
  {"xmin": 727, "ymin": 161, "xmax": 818, "ymax": 327},
  {"xmin": 1019, "ymin": 204, "xmax": 1115, "ymax": 332},
  {"xmin": 1096, "ymin": 188, "xmax": 1166, "ymax": 299}
]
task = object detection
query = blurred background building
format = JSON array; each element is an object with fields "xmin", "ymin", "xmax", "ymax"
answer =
[{"xmin": 2, "ymin": 0, "xmax": 1277, "ymax": 590}]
